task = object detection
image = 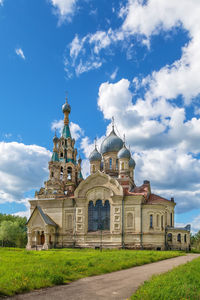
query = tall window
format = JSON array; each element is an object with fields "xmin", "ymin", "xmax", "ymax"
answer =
[
  {"xmin": 127, "ymin": 213, "xmax": 133, "ymax": 228},
  {"xmin": 161, "ymin": 215, "xmax": 163, "ymax": 228},
  {"xmin": 121, "ymin": 162, "xmax": 125, "ymax": 170},
  {"xmin": 116, "ymin": 159, "xmax": 118, "ymax": 170},
  {"xmin": 60, "ymin": 167, "xmax": 63, "ymax": 180},
  {"xmin": 92, "ymin": 165, "xmax": 95, "ymax": 173},
  {"xmin": 150, "ymin": 214, "xmax": 153, "ymax": 228},
  {"xmin": 88, "ymin": 200, "xmax": 110, "ymax": 231},
  {"xmin": 177, "ymin": 233, "xmax": 181, "ymax": 242},
  {"xmin": 67, "ymin": 167, "xmax": 72, "ymax": 180},
  {"xmin": 184, "ymin": 234, "xmax": 187, "ymax": 243},
  {"xmin": 109, "ymin": 158, "xmax": 112, "ymax": 170},
  {"xmin": 170, "ymin": 213, "xmax": 173, "ymax": 227}
]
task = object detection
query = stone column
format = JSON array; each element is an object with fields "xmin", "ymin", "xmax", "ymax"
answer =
[
  {"xmin": 44, "ymin": 233, "xmax": 49, "ymax": 250},
  {"xmin": 26, "ymin": 232, "xmax": 32, "ymax": 250}
]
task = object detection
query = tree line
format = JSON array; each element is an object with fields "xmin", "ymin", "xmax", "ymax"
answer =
[{"xmin": 0, "ymin": 213, "xmax": 27, "ymax": 248}]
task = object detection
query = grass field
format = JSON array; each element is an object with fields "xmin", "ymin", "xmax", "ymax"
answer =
[
  {"xmin": 0, "ymin": 248, "xmax": 184, "ymax": 296},
  {"xmin": 131, "ymin": 256, "xmax": 200, "ymax": 300}
]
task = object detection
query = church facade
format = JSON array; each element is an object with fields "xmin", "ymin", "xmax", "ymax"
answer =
[{"xmin": 26, "ymin": 98, "xmax": 191, "ymax": 251}]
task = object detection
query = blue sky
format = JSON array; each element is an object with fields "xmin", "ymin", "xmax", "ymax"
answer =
[{"xmin": 1, "ymin": 0, "xmax": 200, "ymax": 232}]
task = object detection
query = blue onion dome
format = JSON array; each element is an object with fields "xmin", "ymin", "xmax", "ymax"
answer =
[
  {"xmin": 89, "ymin": 147, "xmax": 102, "ymax": 162},
  {"xmin": 62, "ymin": 98, "xmax": 71, "ymax": 113},
  {"xmin": 117, "ymin": 144, "xmax": 131, "ymax": 159},
  {"xmin": 129, "ymin": 157, "xmax": 136, "ymax": 169},
  {"xmin": 100, "ymin": 128, "xmax": 123, "ymax": 154}
]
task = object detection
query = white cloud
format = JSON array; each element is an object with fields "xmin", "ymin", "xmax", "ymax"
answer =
[
  {"xmin": 0, "ymin": 142, "xmax": 51, "ymax": 204},
  {"xmin": 51, "ymin": 119, "xmax": 84, "ymax": 140},
  {"xmin": 72, "ymin": 77, "xmax": 200, "ymax": 214},
  {"xmin": 15, "ymin": 48, "xmax": 25, "ymax": 60},
  {"xmin": 110, "ymin": 67, "xmax": 118, "ymax": 80},
  {"xmin": 49, "ymin": 0, "xmax": 77, "ymax": 23},
  {"xmin": 66, "ymin": 0, "xmax": 200, "ymax": 107}
]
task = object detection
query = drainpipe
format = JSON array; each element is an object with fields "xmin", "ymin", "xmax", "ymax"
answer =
[
  {"xmin": 122, "ymin": 197, "xmax": 125, "ymax": 249},
  {"xmin": 140, "ymin": 204, "xmax": 143, "ymax": 249}
]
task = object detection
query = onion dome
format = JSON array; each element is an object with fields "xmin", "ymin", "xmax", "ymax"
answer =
[
  {"xmin": 89, "ymin": 147, "xmax": 102, "ymax": 162},
  {"xmin": 129, "ymin": 157, "xmax": 136, "ymax": 169},
  {"xmin": 117, "ymin": 144, "xmax": 131, "ymax": 159},
  {"xmin": 62, "ymin": 98, "xmax": 71, "ymax": 113},
  {"xmin": 100, "ymin": 129, "xmax": 123, "ymax": 154},
  {"xmin": 53, "ymin": 134, "xmax": 59, "ymax": 144}
]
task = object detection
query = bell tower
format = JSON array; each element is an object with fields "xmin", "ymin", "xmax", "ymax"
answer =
[{"xmin": 35, "ymin": 96, "xmax": 83, "ymax": 198}]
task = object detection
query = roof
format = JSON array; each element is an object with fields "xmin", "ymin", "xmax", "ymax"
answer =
[
  {"xmin": 62, "ymin": 124, "xmax": 71, "ymax": 139},
  {"xmin": 27, "ymin": 206, "xmax": 58, "ymax": 226},
  {"xmin": 51, "ymin": 151, "xmax": 59, "ymax": 162},
  {"xmin": 100, "ymin": 128, "xmax": 123, "ymax": 154},
  {"xmin": 147, "ymin": 194, "xmax": 171, "ymax": 204}
]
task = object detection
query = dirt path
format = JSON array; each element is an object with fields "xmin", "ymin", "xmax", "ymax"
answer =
[{"xmin": 10, "ymin": 254, "xmax": 200, "ymax": 300}]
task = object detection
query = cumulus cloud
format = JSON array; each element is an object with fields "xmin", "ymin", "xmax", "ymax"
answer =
[
  {"xmin": 49, "ymin": 0, "xmax": 78, "ymax": 23},
  {"xmin": 15, "ymin": 48, "xmax": 25, "ymax": 60},
  {"xmin": 66, "ymin": 0, "xmax": 200, "ymax": 107},
  {"xmin": 75, "ymin": 76, "xmax": 200, "ymax": 215},
  {"xmin": 0, "ymin": 142, "xmax": 51, "ymax": 204}
]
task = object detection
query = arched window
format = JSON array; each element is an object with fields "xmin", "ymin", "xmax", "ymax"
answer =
[
  {"xmin": 88, "ymin": 200, "xmax": 110, "ymax": 232},
  {"xmin": 67, "ymin": 167, "xmax": 72, "ymax": 180},
  {"xmin": 177, "ymin": 233, "xmax": 181, "ymax": 242},
  {"xmin": 127, "ymin": 213, "xmax": 133, "ymax": 228},
  {"xmin": 109, "ymin": 158, "xmax": 112, "ymax": 169},
  {"xmin": 51, "ymin": 171, "xmax": 54, "ymax": 178},
  {"xmin": 157, "ymin": 214, "xmax": 159, "ymax": 227},
  {"xmin": 60, "ymin": 152, "xmax": 63, "ymax": 157},
  {"xmin": 121, "ymin": 162, "xmax": 125, "ymax": 170},
  {"xmin": 184, "ymin": 234, "xmax": 187, "ymax": 243},
  {"xmin": 116, "ymin": 159, "xmax": 118, "ymax": 170},
  {"xmin": 60, "ymin": 167, "xmax": 63, "ymax": 180},
  {"xmin": 150, "ymin": 215, "xmax": 153, "ymax": 228},
  {"xmin": 168, "ymin": 233, "xmax": 172, "ymax": 242}
]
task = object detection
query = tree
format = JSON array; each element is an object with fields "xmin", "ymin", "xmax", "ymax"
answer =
[{"xmin": 0, "ymin": 215, "xmax": 27, "ymax": 248}]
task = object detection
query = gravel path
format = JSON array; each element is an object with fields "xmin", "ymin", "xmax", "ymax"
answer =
[{"xmin": 10, "ymin": 254, "xmax": 200, "ymax": 300}]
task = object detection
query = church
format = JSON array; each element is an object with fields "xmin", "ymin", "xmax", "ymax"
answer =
[{"xmin": 26, "ymin": 98, "xmax": 190, "ymax": 251}]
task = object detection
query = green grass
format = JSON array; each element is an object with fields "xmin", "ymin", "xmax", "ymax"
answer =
[
  {"xmin": 131, "ymin": 256, "xmax": 200, "ymax": 300},
  {"xmin": 0, "ymin": 248, "xmax": 183, "ymax": 296}
]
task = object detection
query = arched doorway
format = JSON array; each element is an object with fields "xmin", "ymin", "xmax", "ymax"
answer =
[
  {"xmin": 40, "ymin": 232, "xmax": 45, "ymax": 245},
  {"xmin": 88, "ymin": 200, "xmax": 110, "ymax": 231}
]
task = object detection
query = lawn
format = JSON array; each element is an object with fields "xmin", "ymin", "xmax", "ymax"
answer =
[
  {"xmin": 0, "ymin": 248, "xmax": 183, "ymax": 296},
  {"xmin": 131, "ymin": 256, "xmax": 200, "ymax": 300}
]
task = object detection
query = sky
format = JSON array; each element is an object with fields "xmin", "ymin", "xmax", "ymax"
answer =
[{"xmin": 0, "ymin": 0, "xmax": 200, "ymax": 233}]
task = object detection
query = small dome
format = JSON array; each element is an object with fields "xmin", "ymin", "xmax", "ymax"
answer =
[
  {"xmin": 62, "ymin": 101, "xmax": 71, "ymax": 113},
  {"xmin": 129, "ymin": 157, "xmax": 136, "ymax": 169},
  {"xmin": 100, "ymin": 129, "xmax": 123, "ymax": 154},
  {"xmin": 117, "ymin": 144, "xmax": 131, "ymax": 159},
  {"xmin": 89, "ymin": 148, "xmax": 102, "ymax": 162},
  {"xmin": 53, "ymin": 135, "xmax": 59, "ymax": 144}
]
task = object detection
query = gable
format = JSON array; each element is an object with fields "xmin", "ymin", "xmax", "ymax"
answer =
[
  {"xmin": 74, "ymin": 170, "xmax": 123, "ymax": 198},
  {"xmin": 27, "ymin": 208, "xmax": 45, "ymax": 228}
]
